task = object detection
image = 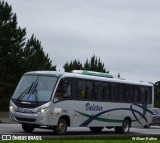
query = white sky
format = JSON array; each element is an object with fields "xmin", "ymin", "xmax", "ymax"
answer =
[{"xmin": 6, "ymin": 0, "xmax": 160, "ymax": 83}]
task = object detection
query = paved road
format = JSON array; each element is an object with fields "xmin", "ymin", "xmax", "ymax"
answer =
[{"xmin": 0, "ymin": 124, "xmax": 160, "ymax": 140}]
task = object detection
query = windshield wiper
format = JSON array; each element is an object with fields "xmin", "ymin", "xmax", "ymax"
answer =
[
  {"xmin": 17, "ymin": 82, "xmax": 34, "ymax": 101},
  {"xmin": 27, "ymin": 82, "xmax": 39, "ymax": 102}
]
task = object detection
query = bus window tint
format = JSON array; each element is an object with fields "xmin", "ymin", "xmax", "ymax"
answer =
[
  {"xmin": 75, "ymin": 78, "xmax": 152, "ymax": 104},
  {"xmin": 139, "ymin": 86, "xmax": 145, "ymax": 103},
  {"xmin": 63, "ymin": 82, "xmax": 72, "ymax": 97},
  {"xmin": 55, "ymin": 82, "xmax": 63, "ymax": 97},
  {"xmin": 85, "ymin": 81, "xmax": 93, "ymax": 100},
  {"xmin": 125, "ymin": 85, "xmax": 133, "ymax": 103},
  {"xmin": 145, "ymin": 87, "xmax": 152, "ymax": 104},
  {"xmin": 77, "ymin": 80, "xmax": 86, "ymax": 99},
  {"xmin": 133, "ymin": 86, "xmax": 139, "ymax": 103},
  {"xmin": 119, "ymin": 84, "xmax": 125, "ymax": 102},
  {"xmin": 149, "ymin": 87, "xmax": 152, "ymax": 104},
  {"xmin": 95, "ymin": 82, "xmax": 103, "ymax": 101},
  {"xmin": 103, "ymin": 83, "xmax": 110, "ymax": 101},
  {"xmin": 55, "ymin": 79, "xmax": 72, "ymax": 98},
  {"xmin": 111, "ymin": 83, "xmax": 119, "ymax": 102}
]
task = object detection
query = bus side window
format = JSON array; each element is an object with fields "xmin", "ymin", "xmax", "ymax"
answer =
[
  {"xmin": 139, "ymin": 86, "xmax": 145, "ymax": 103},
  {"xmin": 103, "ymin": 83, "xmax": 110, "ymax": 101},
  {"xmin": 55, "ymin": 82, "xmax": 63, "ymax": 97},
  {"xmin": 145, "ymin": 87, "xmax": 152, "ymax": 104},
  {"xmin": 95, "ymin": 82, "xmax": 103, "ymax": 101},
  {"xmin": 125, "ymin": 85, "xmax": 133, "ymax": 103},
  {"xmin": 111, "ymin": 83, "xmax": 119, "ymax": 102},
  {"xmin": 55, "ymin": 79, "xmax": 72, "ymax": 98},
  {"xmin": 119, "ymin": 84, "xmax": 125, "ymax": 102},
  {"xmin": 149, "ymin": 87, "xmax": 152, "ymax": 104},
  {"xmin": 77, "ymin": 80, "xmax": 86, "ymax": 100},
  {"xmin": 63, "ymin": 83, "xmax": 72, "ymax": 97},
  {"xmin": 85, "ymin": 81, "xmax": 93, "ymax": 100},
  {"xmin": 133, "ymin": 86, "xmax": 139, "ymax": 103}
]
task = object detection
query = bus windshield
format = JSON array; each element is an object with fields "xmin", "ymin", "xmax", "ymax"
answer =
[{"xmin": 12, "ymin": 75, "xmax": 57, "ymax": 102}]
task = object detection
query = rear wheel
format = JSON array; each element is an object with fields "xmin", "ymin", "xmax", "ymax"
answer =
[
  {"xmin": 54, "ymin": 118, "xmax": 67, "ymax": 135},
  {"xmin": 144, "ymin": 124, "xmax": 150, "ymax": 128},
  {"xmin": 22, "ymin": 123, "xmax": 35, "ymax": 133},
  {"xmin": 89, "ymin": 127, "xmax": 103, "ymax": 133},
  {"xmin": 115, "ymin": 119, "xmax": 130, "ymax": 134}
]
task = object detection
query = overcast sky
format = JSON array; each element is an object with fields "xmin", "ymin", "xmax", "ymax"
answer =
[{"xmin": 6, "ymin": 0, "xmax": 160, "ymax": 83}]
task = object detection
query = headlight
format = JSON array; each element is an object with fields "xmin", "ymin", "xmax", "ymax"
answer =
[
  {"xmin": 9, "ymin": 105, "xmax": 14, "ymax": 113},
  {"xmin": 38, "ymin": 107, "xmax": 49, "ymax": 114},
  {"xmin": 41, "ymin": 108, "xmax": 46, "ymax": 113}
]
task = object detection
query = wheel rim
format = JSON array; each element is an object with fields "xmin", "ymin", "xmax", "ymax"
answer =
[
  {"xmin": 58, "ymin": 122, "xmax": 66, "ymax": 134},
  {"xmin": 123, "ymin": 122, "xmax": 129, "ymax": 132}
]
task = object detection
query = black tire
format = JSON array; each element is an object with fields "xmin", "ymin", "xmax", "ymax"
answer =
[
  {"xmin": 115, "ymin": 127, "xmax": 122, "ymax": 134},
  {"xmin": 54, "ymin": 118, "xmax": 67, "ymax": 135},
  {"xmin": 89, "ymin": 127, "xmax": 103, "ymax": 133},
  {"xmin": 22, "ymin": 123, "xmax": 35, "ymax": 133},
  {"xmin": 115, "ymin": 119, "xmax": 130, "ymax": 134},
  {"xmin": 144, "ymin": 124, "xmax": 151, "ymax": 128}
]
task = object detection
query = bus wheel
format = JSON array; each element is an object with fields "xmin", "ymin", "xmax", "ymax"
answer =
[
  {"xmin": 22, "ymin": 123, "xmax": 35, "ymax": 133},
  {"xmin": 54, "ymin": 118, "xmax": 67, "ymax": 135},
  {"xmin": 89, "ymin": 127, "xmax": 103, "ymax": 133},
  {"xmin": 144, "ymin": 124, "xmax": 150, "ymax": 128},
  {"xmin": 115, "ymin": 119, "xmax": 130, "ymax": 134}
]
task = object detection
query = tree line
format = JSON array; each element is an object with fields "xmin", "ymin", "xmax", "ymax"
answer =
[
  {"xmin": 0, "ymin": 1, "xmax": 160, "ymax": 110},
  {"xmin": 63, "ymin": 55, "xmax": 107, "ymax": 73},
  {"xmin": 0, "ymin": 1, "xmax": 107, "ymax": 110}
]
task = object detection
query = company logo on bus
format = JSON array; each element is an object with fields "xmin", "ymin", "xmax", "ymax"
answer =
[{"xmin": 85, "ymin": 103, "xmax": 103, "ymax": 111}]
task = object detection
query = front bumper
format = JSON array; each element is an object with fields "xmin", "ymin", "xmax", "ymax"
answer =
[{"xmin": 9, "ymin": 111, "xmax": 48, "ymax": 125}]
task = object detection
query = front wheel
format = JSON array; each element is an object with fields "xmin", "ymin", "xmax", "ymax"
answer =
[
  {"xmin": 22, "ymin": 123, "xmax": 35, "ymax": 133},
  {"xmin": 53, "ymin": 118, "xmax": 67, "ymax": 135},
  {"xmin": 115, "ymin": 119, "xmax": 130, "ymax": 134}
]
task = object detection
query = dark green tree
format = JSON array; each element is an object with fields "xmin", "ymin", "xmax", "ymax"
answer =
[
  {"xmin": 83, "ymin": 58, "xmax": 90, "ymax": 70},
  {"xmin": 63, "ymin": 59, "xmax": 83, "ymax": 72},
  {"xmin": 63, "ymin": 55, "xmax": 107, "ymax": 73},
  {"xmin": 0, "ymin": 0, "xmax": 26, "ymax": 109},
  {"xmin": 23, "ymin": 35, "xmax": 56, "ymax": 71},
  {"xmin": 0, "ymin": 1, "xmax": 56, "ymax": 110},
  {"xmin": 83, "ymin": 55, "xmax": 106, "ymax": 72},
  {"xmin": 154, "ymin": 81, "xmax": 160, "ymax": 108}
]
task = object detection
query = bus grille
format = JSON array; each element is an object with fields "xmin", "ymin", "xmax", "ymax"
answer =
[{"xmin": 15, "ymin": 117, "xmax": 36, "ymax": 122}]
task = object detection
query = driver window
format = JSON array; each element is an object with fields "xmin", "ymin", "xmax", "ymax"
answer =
[
  {"xmin": 55, "ymin": 83, "xmax": 63, "ymax": 97},
  {"xmin": 64, "ymin": 84, "xmax": 71, "ymax": 97},
  {"xmin": 55, "ymin": 79, "xmax": 72, "ymax": 98}
]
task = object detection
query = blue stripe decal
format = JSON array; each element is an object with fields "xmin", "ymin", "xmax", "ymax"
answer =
[{"xmin": 75, "ymin": 104, "xmax": 152, "ymax": 127}]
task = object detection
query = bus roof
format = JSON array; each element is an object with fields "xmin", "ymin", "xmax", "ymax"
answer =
[
  {"xmin": 25, "ymin": 71, "xmax": 66, "ymax": 77},
  {"xmin": 25, "ymin": 70, "xmax": 153, "ymax": 87}
]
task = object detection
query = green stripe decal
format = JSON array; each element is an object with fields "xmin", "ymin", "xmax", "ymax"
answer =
[
  {"xmin": 75, "ymin": 111, "xmax": 123, "ymax": 123},
  {"xmin": 76, "ymin": 104, "xmax": 151, "ymax": 127}
]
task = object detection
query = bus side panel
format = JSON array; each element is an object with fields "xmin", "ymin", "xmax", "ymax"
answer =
[{"xmin": 48, "ymin": 100, "xmax": 153, "ymax": 128}]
